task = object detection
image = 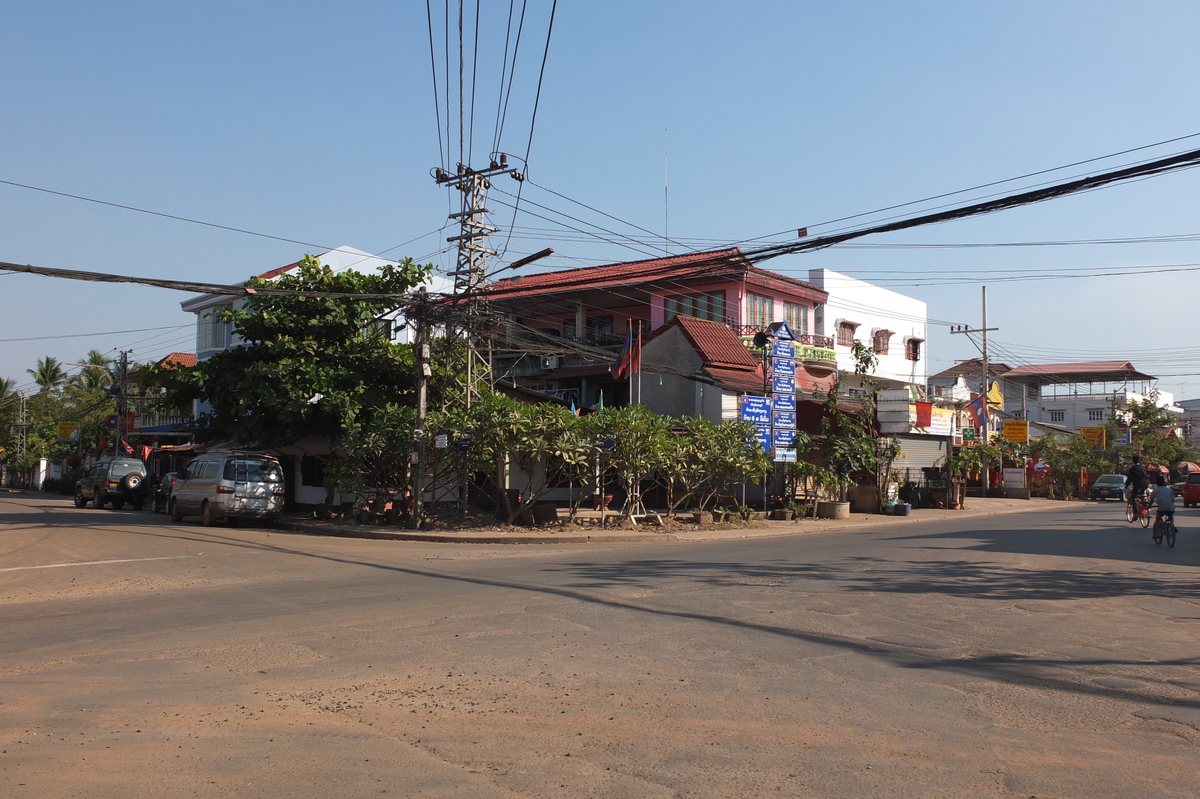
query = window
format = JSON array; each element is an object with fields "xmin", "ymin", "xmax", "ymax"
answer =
[
  {"xmin": 665, "ymin": 291, "xmax": 726, "ymax": 323},
  {"xmin": 837, "ymin": 321, "xmax": 858, "ymax": 347},
  {"xmin": 1049, "ymin": 411, "xmax": 1065, "ymax": 422},
  {"xmin": 197, "ymin": 307, "xmax": 230, "ymax": 351},
  {"xmin": 784, "ymin": 303, "xmax": 808, "ymax": 336},
  {"xmin": 872, "ymin": 329, "xmax": 892, "ymax": 355},
  {"xmin": 586, "ymin": 316, "xmax": 613, "ymax": 338},
  {"xmin": 1088, "ymin": 409, "xmax": 1105, "ymax": 422},
  {"xmin": 904, "ymin": 338, "xmax": 923, "ymax": 361},
  {"xmin": 747, "ymin": 293, "xmax": 773, "ymax": 329}
]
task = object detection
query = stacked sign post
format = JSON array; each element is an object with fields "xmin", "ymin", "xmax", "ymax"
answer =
[{"xmin": 740, "ymin": 323, "xmax": 800, "ymax": 510}]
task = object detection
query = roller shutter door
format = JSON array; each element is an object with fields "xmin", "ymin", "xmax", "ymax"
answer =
[{"xmin": 892, "ymin": 435, "xmax": 949, "ymax": 471}]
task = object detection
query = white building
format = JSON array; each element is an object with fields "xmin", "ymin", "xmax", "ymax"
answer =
[
  {"xmin": 807, "ymin": 268, "xmax": 928, "ymax": 390},
  {"xmin": 1000, "ymin": 362, "xmax": 1182, "ymax": 431},
  {"xmin": 181, "ymin": 245, "xmax": 451, "ymax": 362}
]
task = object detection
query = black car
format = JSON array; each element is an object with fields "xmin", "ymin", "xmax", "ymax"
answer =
[
  {"xmin": 151, "ymin": 471, "xmax": 180, "ymax": 514},
  {"xmin": 74, "ymin": 457, "xmax": 150, "ymax": 510},
  {"xmin": 1089, "ymin": 474, "xmax": 1126, "ymax": 501}
]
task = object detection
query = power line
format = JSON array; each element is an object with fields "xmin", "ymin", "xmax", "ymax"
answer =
[{"xmin": 0, "ymin": 325, "xmax": 189, "ymax": 343}]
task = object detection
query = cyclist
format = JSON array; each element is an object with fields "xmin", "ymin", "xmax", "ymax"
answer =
[
  {"xmin": 1149, "ymin": 474, "xmax": 1176, "ymax": 531},
  {"xmin": 1126, "ymin": 456, "xmax": 1150, "ymax": 513}
]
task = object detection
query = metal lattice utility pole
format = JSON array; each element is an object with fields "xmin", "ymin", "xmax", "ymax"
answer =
[{"xmin": 432, "ymin": 155, "xmax": 523, "ymax": 407}]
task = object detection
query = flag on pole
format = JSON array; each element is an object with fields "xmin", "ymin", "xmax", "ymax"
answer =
[
  {"xmin": 611, "ymin": 322, "xmax": 641, "ymax": 379},
  {"xmin": 967, "ymin": 395, "xmax": 990, "ymax": 427},
  {"xmin": 119, "ymin": 439, "xmax": 134, "ymax": 455}
]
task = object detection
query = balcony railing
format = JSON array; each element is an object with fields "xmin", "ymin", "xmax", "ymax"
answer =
[{"xmin": 732, "ymin": 324, "xmax": 834, "ymax": 349}]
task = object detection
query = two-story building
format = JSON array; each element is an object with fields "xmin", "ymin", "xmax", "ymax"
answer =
[{"xmin": 481, "ymin": 248, "xmax": 838, "ymax": 414}]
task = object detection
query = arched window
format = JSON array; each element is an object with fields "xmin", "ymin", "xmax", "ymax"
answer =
[{"xmin": 872, "ymin": 329, "xmax": 892, "ymax": 354}]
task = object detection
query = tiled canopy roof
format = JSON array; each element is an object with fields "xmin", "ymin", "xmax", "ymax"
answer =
[{"xmin": 1003, "ymin": 361, "xmax": 1154, "ymax": 381}]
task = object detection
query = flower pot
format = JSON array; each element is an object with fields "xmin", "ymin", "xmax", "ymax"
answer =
[
  {"xmin": 816, "ymin": 500, "xmax": 851, "ymax": 520},
  {"xmin": 592, "ymin": 494, "xmax": 613, "ymax": 510}
]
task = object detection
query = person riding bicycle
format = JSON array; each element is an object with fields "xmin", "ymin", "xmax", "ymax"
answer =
[
  {"xmin": 1126, "ymin": 456, "xmax": 1150, "ymax": 510},
  {"xmin": 1149, "ymin": 474, "xmax": 1176, "ymax": 529}
]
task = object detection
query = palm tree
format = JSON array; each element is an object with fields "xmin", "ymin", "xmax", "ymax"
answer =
[
  {"xmin": 74, "ymin": 350, "xmax": 114, "ymax": 391},
  {"xmin": 0, "ymin": 377, "xmax": 17, "ymax": 411},
  {"xmin": 27, "ymin": 356, "xmax": 67, "ymax": 393}
]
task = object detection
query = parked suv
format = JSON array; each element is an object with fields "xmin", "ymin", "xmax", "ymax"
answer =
[
  {"xmin": 74, "ymin": 457, "xmax": 150, "ymax": 510},
  {"xmin": 169, "ymin": 451, "xmax": 285, "ymax": 526},
  {"xmin": 1182, "ymin": 473, "xmax": 1200, "ymax": 508}
]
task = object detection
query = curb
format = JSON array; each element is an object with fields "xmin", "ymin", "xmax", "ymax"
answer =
[{"xmin": 278, "ymin": 498, "xmax": 1053, "ymax": 545}]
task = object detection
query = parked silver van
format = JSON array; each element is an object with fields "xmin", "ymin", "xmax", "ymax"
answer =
[{"xmin": 169, "ymin": 451, "xmax": 285, "ymax": 526}]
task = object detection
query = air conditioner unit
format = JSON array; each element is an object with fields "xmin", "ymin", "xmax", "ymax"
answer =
[{"xmin": 541, "ymin": 356, "xmax": 560, "ymax": 370}]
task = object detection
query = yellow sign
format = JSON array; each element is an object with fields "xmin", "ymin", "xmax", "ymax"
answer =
[
  {"xmin": 1002, "ymin": 420, "xmax": 1028, "ymax": 443},
  {"xmin": 1080, "ymin": 426, "xmax": 1107, "ymax": 449},
  {"xmin": 57, "ymin": 422, "xmax": 81, "ymax": 441}
]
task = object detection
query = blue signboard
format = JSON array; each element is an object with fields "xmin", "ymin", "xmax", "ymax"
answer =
[
  {"xmin": 774, "ymin": 447, "xmax": 797, "ymax": 463},
  {"xmin": 772, "ymin": 410, "xmax": 796, "ymax": 429},
  {"xmin": 740, "ymin": 395, "xmax": 771, "ymax": 425},
  {"xmin": 772, "ymin": 393, "xmax": 796, "ymax": 412},
  {"xmin": 773, "ymin": 428, "xmax": 798, "ymax": 448},
  {"xmin": 771, "ymin": 358, "xmax": 796, "ymax": 377},
  {"xmin": 753, "ymin": 425, "xmax": 772, "ymax": 452},
  {"xmin": 771, "ymin": 340, "xmax": 795, "ymax": 359},
  {"xmin": 772, "ymin": 375, "xmax": 796, "ymax": 394}
]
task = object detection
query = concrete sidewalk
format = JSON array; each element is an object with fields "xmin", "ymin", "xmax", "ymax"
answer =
[{"xmin": 282, "ymin": 495, "xmax": 1062, "ymax": 545}]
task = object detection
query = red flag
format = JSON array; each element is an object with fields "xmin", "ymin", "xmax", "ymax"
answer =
[
  {"xmin": 914, "ymin": 401, "xmax": 933, "ymax": 428},
  {"xmin": 119, "ymin": 439, "xmax": 134, "ymax": 455},
  {"xmin": 140, "ymin": 445, "xmax": 154, "ymax": 462}
]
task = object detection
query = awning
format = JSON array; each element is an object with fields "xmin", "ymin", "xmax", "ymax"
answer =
[{"xmin": 1173, "ymin": 461, "xmax": 1199, "ymax": 473}]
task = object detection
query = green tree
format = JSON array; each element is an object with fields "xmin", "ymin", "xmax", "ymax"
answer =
[
  {"xmin": 27, "ymin": 356, "xmax": 67, "ymax": 393},
  {"xmin": 153, "ymin": 254, "xmax": 431, "ymax": 449},
  {"xmin": 1026, "ymin": 432, "xmax": 1106, "ymax": 499},
  {"xmin": 1118, "ymin": 393, "xmax": 1190, "ymax": 469},
  {"xmin": 593, "ymin": 404, "xmax": 673, "ymax": 519},
  {"xmin": 73, "ymin": 350, "xmax": 114, "ymax": 391}
]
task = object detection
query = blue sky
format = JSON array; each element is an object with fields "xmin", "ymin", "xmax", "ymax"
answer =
[{"xmin": 4, "ymin": 1, "xmax": 1200, "ymax": 400}]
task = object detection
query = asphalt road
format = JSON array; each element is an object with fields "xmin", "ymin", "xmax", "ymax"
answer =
[{"xmin": 2, "ymin": 492, "xmax": 1198, "ymax": 798}]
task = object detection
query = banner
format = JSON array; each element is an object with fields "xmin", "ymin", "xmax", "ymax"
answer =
[{"xmin": 1079, "ymin": 426, "xmax": 1106, "ymax": 449}]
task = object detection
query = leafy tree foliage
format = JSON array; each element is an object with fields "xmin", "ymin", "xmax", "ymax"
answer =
[
  {"xmin": 154, "ymin": 255, "xmax": 431, "ymax": 448},
  {"xmin": 27, "ymin": 356, "xmax": 67, "ymax": 393}
]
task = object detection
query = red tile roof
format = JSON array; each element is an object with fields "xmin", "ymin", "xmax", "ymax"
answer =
[
  {"xmin": 482, "ymin": 248, "xmax": 825, "ymax": 301},
  {"xmin": 644, "ymin": 315, "xmax": 765, "ymax": 392},
  {"xmin": 670, "ymin": 315, "xmax": 762, "ymax": 369},
  {"xmin": 157, "ymin": 352, "xmax": 197, "ymax": 369}
]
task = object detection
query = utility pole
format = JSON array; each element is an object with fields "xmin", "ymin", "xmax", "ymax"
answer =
[
  {"xmin": 950, "ymin": 287, "xmax": 999, "ymax": 496},
  {"xmin": 432, "ymin": 155, "xmax": 523, "ymax": 407}
]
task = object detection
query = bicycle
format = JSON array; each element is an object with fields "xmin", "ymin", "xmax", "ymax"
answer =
[
  {"xmin": 1126, "ymin": 495, "xmax": 1150, "ymax": 528},
  {"xmin": 1152, "ymin": 511, "xmax": 1177, "ymax": 548}
]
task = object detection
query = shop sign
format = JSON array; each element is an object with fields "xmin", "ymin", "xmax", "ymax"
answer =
[{"xmin": 1002, "ymin": 420, "xmax": 1029, "ymax": 443}]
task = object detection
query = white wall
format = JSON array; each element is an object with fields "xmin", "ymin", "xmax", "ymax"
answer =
[{"xmin": 807, "ymin": 269, "xmax": 928, "ymax": 386}]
